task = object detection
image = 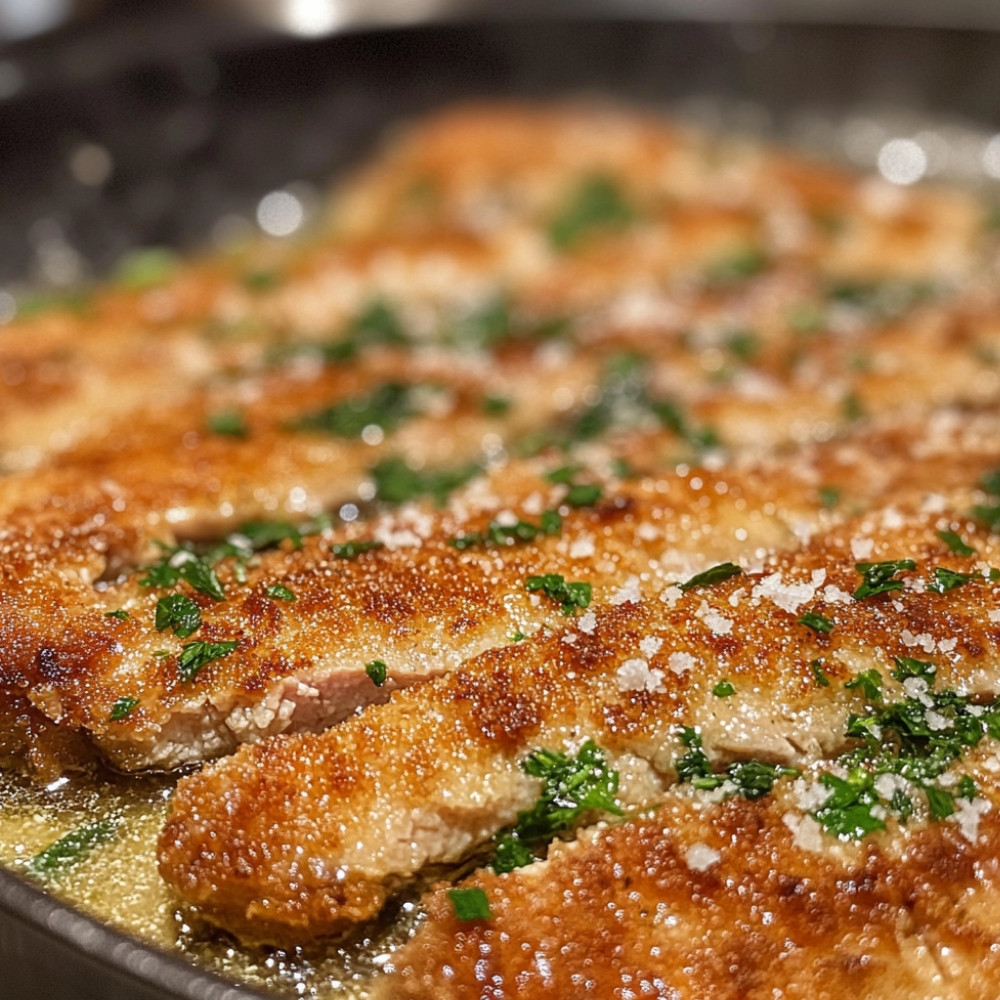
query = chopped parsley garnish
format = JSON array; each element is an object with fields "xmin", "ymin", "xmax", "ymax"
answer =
[
  {"xmin": 104, "ymin": 609, "xmax": 130, "ymax": 621},
  {"xmin": 842, "ymin": 391, "xmax": 865, "ymax": 422},
  {"xmin": 177, "ymin": 639, "xmax": 239, "ymax": 682},
  {"xmin": 890, "ymin": 656, "xmax": 936, "ymax": 684},
  {"xmin": 818, "ymin": 486, "xmax": 842, "ymax": 510},
  {"xmin": 971, "ymin": 467, "xmax": 1000, "ymax": 530},
  {"xmin": 704, "ymin": 246, "xmax": 768, "ymax": 287},
  {"xmin": 114, "ymin": 247, "xmax": 177, "ymax": 289},
  {"xmin": 544, "ymin": 466, "xmax": 604, "ymax": 508},
  {"xmin": 481, "ymin": 394, "xmax": 511, "ymax": 416},
  {"xmin": 649, "ymin": 398, "xmax": 721, "ymax": 453},
  {"xmin": 797, "ymin": 610, "xmax": 834, "ymax": 634},
  {"xmin": 287, "ymin": 381, "xmax": 419, "ymax": 437},
  {"xmin": 851, "ymin": 559, "xmax": 916, "ymax": 601},
  {"xmin": 725, "ymin": 329, "xmax": 760, "ymax": 361},
  {"xmin": 447, "ymin": 887, "xmax": 492, "ymax": 921},
  {"xmin": 450, "ymin": 512, "xmax": 562, "ymax": 550},
  {"xmin": 241, "ymin": 269, "xmax": 280, "ymax": 291},
  {"xmin": 844, "ymin": 668, "xmax": 883, "ymax": 701},
  {"xmin": 937, "ymin": 529, "xmax": 976, "ymax": 557},
  {"xmin": 450, "ymin": 296, "xmax": 512, "ymax": 350},
  {"xmin": 563, "ymin": 482, "xmax": 603, "ymax": 507},
  {"xmin": 675, "ymin": 727, "xmax": 798, "ymax": 799},
  {"xmin": 365, "ymin": 660, "xmax": 388, "ymax": 687},
  {"xmin": 206, "ymin": 410, "xmax": 248, "ymax": 438},
  {"xmin": 712, "ymin": 680, "xmax": 735, "ymax": 698},
  {"xmin": 26, "ymin": 821, "xmax": 117, "ymax": 879},
  {"xmin": 813, "ymin": 772, "xmax": 886, "ymax": 838},
  {"xmin": 331, "ymin": 539, "xmax": 385, "ymax": 560},
  {"xmin": 266, "ymin": 584, "xmax": 296, "ymax": 601},
  {"xmin": 548, "ymin": 175, "xmax": 635, "ymax": 250},
  {"xmin": 348, "ymin": 299, "xmax": 409, "ymax": 346},
  {"xmin": 824, "ymin": 278, "xmax": 938, "ymax": 319},
  {"xmin": 928, "ymin": 567, "xmax": 974, "ymax": 593},
  {"xmin": 139, "ymin": 550, "xmax": 226, "ymax": 601},
  {"xmin": 369, "ymin": 456, "xmax": 481, "ymax": 506},
  {"xmin": 525, "ymin": 573, "xmax": 592, "ymax": 615},
  {"xmin": 154, "ymin": 593, "xmax": 203, "ymax": 638},
  {"xmin": 108, "ymin": 696, "xmax": 139, "ymax": 721},
  {"xmin": 678, "ymin": 562, "xmax": 742, "ymax": 593},
  {"xmin": 491, "ymin": 741, "xmax": 623, "ymax": 873},
  {"xmin": 809, "ymin": 658, "xmax": 1000, "ymax": 840},
  {"xmin": 810, "ymin": 658, "xmax": 831, "ymax": 687},
  {"xmin": 529, "ymin": 353, "xmax": 718, "ymax": 456},
  {"xmin": 448, "ymin": 296, "xmax": 571, "ymax": 351},
  {"xmin": 232, "ymin": 520, "xmax": 304, "ymax": 553}
]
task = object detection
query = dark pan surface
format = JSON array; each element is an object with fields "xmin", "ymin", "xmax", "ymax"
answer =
[{"xmin": 2, "ymin": 9, "xmax": 1000, "ymax": 999}]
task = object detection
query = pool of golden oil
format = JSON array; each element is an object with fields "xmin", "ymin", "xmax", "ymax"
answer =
[{"xmin": 0, "ymin": 767, "xmax": 416, "ymax": 999}]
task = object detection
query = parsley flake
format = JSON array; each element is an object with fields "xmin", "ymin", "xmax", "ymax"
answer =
[
  {"xmin": 108, "ymin": 696, "xmax": 139, "ymax": 721},
  {"xmin": 370, "ymin": 456, "xmax": 481, "ymax": 506},
  {"xmin": 206, "ymin": 410, "xmax": 248, "ymax": 438},
  {"xmin": 104, "ymin": 609, "xmax": 130, "ymax": 622},
  {"xmin": 26, "ymin": 821, "xmax": 117, "ymax": 879},
  {"xmin": 139, "ymin": 549, "xmax": 226, "ymax": 601},
  {"xmin": 852, "ymin": 559, "xmax": 916, "ymax": 601},
  {"xmin": 266, "ymin": 584, "xmax": 296, "ymax": 602},
  {"xmin": 177, "ymin": 640, "xmax": 238, "ymax": 682},
  {"xmin": 937, "ymin": 529, "xmax": 976, "ymax": 557},
  {"xmin": 674, "ymin": 727, "xmax": 798, "ymax": 799},
  {"xmin": 929, "ymin": 566, "xmax": 974, "ymax": 593},
  {"xmin": 563, "ymin": 483, "xmax": 604, "ymax": 507},
  {"xmin": 810, "ymin": 658, "xmax": 831, "ymax": 687},
  {"xmin": 798, "ymin": 610, "xmax": 834, "ymax": 634},
  {"xmin": 448, "ymin": 887, "xmax": 492, "ymax": 922},
  {"xmin": 525, "ymin": 573, "xmax": 592, "ymax": 615},
  {"xmin": 678, "ymin": 562, "xmax": 742, "ymax": 593},
  {"xmin": 365, "ymin": 660, "xmax": 388, "ymax": 687},
  {"xmin": 844, "ymin": 668, "xmax": 883, "ymax": 701},
  {"xmin": 819, "ymin": 486, "xmax": 842, "ymax": 510},
  {"xmin": 712, "ymin": 680, "xmax": 736, "ymax": 698},
  {"xmin": 548, "ymin": 175, "xmax": 635, "ymax": 250},
  {"xmin": 491, "ymin": 741, "xmax": 622, "ymax": 873},
  {"xmin": 154, "ymin": 593, "xmax": 203, "ymax": 638},
  {"xmin": 288, "ymin": 382, "xmax": 419, "ymax": 438},
  {"xmin": 450, "ymin": 512, "xmax": 562, "ymax": 550},
  {"xmin": 331, "ymin": 539, "xmax": 385, "ymax": 560}
]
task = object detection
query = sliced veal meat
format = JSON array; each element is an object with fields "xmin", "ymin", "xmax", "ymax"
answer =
[
  {"xmin": 3, "ymin": 101, "xmax": 996, "ymax": 479},
  {"xmin": 378, "ymin": 743, "xmax": 1000, "ymax": 1000},
  {"xmin": 157, "ymin": 502, "xmax": 1000, "ymax": 943},
  {"xmin": 4, "ymin": 403, "xmax": 1000, "ymax": 772}
]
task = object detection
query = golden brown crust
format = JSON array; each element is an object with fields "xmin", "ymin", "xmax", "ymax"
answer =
[
  {"xmin": 157, "ymin": 502, "xmax": 1000, "ymax": 942},
  {"xmin": 5, "ymin": 101, "xmax": 1000, "ymax": 991},
  {"xmin": 382, "ymin": 756, "xmax": 1000, "ymax": 1000}
]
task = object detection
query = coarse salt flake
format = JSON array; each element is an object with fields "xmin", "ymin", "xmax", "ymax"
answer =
[
  {"xmin": 822, "ymin": 585, "xmax": 853, "ymax": 605},
  {"xmin": 782, "ymin": 812, "xmax": 827, "ymax": 854},
  {"xmin": 616, "ymin": 658, "xmax": 666, "ymax": 694},
  {"xmin": 850, "ymin": 536, "xmax": 875, "ymax": 560},
  {"xmin": 639, "ymin": 636, "xmax": 664, "ymax": 658},
  {"xmin": 951, "ymin": 796, "xmax": 991, "ymax": 843},
  {"xmin": 577, "ymin": 610, "xmax": 597, "ymax": 634},
  {"xmin": 667, "ymin": 651, "xmax": 696, "ymax": 675},
  {"xmin": 569, "ymin": 535, "xmax": 596, "ymax": 559},
  {"xmin": 610, "ymin": 575, "xmax": 643, "ymax": 605},
  {"xmin": 751, "ymin": 572, "xmax": 816, "ymax": 613},
  {"xmin": 684, "ymin": 843, "xmax": 721, "ymax": 872}
]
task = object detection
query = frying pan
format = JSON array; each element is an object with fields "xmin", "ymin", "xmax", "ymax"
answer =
[{"xmin": 2, "ymin": 4, "xmax": 1000, "ymax": 997}]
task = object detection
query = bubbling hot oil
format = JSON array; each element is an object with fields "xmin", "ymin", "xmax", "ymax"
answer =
[{"xmin": 0, "ymin": 768, "xmax": 414, "ymax": 999}]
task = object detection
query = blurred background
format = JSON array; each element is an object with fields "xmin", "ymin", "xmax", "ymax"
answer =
[{"xmin": 1, "ymin": 0, "xmax": 1000, "ymax": 295}]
